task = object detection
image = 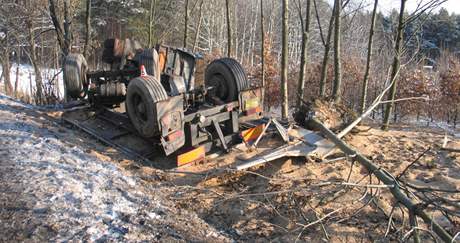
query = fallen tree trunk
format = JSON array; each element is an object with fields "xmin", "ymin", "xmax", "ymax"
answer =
[
  {"xmin": 309, "ymin": 118, "xmax": 453, "ymax": 242},
  {"xmin": 440, "ymin": 147, "xmax": 460, "ymax": 153}
]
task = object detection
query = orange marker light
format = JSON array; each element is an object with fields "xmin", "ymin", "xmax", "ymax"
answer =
[
  {"xmin": 177, "ymin": 146, "xmax": 206, "ymax": 167},
  {"xmin": 140, "ymin": 65, "xmax": 147, "ymax": 76},
  {"xmin": 241, "ymin": 124, "xmax": 265, "ymax": 143}
]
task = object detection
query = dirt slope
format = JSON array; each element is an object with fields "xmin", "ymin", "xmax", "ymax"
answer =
[
  {"xmin": 1, "ymin": 93, "xmax": 458, "ymax": 242},
  {"xmin": 0, "ymin": 94, "xmax": 228, "ymax": 242}
]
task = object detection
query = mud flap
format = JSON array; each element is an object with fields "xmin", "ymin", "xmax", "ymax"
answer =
[
  {"xmin": 161, "ymin": 135, "xmax": 185, "ymax": 156},
  {"xmin": 155, "ymin": 96, "xmax": 186, "ymax": 155}
]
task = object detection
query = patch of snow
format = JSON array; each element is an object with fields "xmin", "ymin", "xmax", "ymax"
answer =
[
  {"xmin": 0, "ymin": 63, "xmax": 64, "ymax": 99},
  {"xmin": 0, "ymin": 94, "xmax": 162, "ymax": 241},
  {"xmin": 0, "ymin": 94, "xmax": 229, "ymax": 242}
]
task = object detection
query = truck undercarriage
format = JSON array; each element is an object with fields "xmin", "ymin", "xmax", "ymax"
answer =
[{"xmin": 62, "ymin": 38, "xmax": 262, "ymax": 167}]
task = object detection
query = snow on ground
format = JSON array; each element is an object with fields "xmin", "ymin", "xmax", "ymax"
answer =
[
  {"xmin": 0, "ymin": 94, "xmax": 228, "ymax": 242},
  {"xmin": 0, "ymin": 63, "xmax": 64, "ymax": 98}
]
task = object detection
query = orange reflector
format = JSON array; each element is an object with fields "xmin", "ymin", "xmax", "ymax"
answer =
[
  {"xmin": 177, "ymin": 146, "xmax": 205, "ymax": 167},
  {"xmin": 245, "ymin": 107, "xmax": 262, "ymax": 116},
  {"xmin": 241, "ymin": 124, "xmax": 265, "ymax": 143}
]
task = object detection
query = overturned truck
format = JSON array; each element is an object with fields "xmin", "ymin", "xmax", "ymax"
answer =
[{"xmin": 62, "ymin": 38, "xmax": 262, "ymax": 166}]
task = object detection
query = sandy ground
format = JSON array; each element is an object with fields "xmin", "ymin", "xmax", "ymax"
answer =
[
  {"xmin": 159, "ymin": 118, "xmax": 460, "ymax": 241},
  {"xmin": 0, "ymin": 93, "xmax": 459, "ymax": 242}
]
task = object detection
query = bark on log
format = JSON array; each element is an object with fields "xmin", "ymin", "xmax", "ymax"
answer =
[
  {"xmin": 440, "ymin": 147, "xmax": 460, "ymax": 153},
  {"xmin": 308, "ymin": 118, "xmax": 453, "ymax": 242}
]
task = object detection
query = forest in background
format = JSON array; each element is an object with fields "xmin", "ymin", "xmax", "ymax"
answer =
[{"xmin": 0, "ymin": 0, "xmax": 459, "ymax": 128}]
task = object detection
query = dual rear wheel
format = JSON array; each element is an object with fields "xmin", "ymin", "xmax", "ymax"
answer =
[{"xmin": 126, "ymin": 57, "xmax": 249, "ymax": 138}]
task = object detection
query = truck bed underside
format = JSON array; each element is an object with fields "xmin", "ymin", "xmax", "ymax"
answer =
[
  {"xmin": 62, "ymin": 106, "xmax": 258, "ymax": 169},
  {"xmin": 62, "ymin": 108, "xmax": 177, "ymax": 169}
]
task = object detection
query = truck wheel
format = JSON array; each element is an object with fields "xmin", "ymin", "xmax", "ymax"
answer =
[
  {"xmin": 64, "ymin": 53, "xmax": 88, "ymax": 99},
  {"xmin": 126, "ymin": 75, "xmax": 168, "ymax": 138},
  {"xmin": 205, "ymin": 58, "xmax": 249, "ymax": 102}
]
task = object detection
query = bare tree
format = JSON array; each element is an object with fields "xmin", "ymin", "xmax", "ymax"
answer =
[
  {"xmin": 382, "ymin": 0, "xmax": 406, "ymax": 130},
  {"xmin": 0, "ymin": 29, "xmax": 13, "ymax": 95},
  {"xmin": 83, "ymin": 0, "xmax": 91, "ymax": 58},
  {"xmin": 360, "ymin": 0, "xmax": 378, "ymax": 114},
  {"xmin": 26, "ymin": 9, "xmax": 43, "ymax": 104},
  {"xmin": 225, "ymin": 0, "xmax": 233, "ymax": 57},
  {"xmin": 183, "ymin": 0, "xmax": 189, "ymax": 48},
  {"xmin": 316, "ymin": 0, "xmax": 335, "ymax": 97},
  {"xmin": 260, "ymin": 0, "xmax": 265, "ymax": 106},
  {"xmin": 148, "ymin": 0, "xmax": 157, "ymax": 48},
  {"xmin": 296, "ymin": 0, "xmax": 311, "ymax": 108},
  {"xmin": 332, "ymin": 0, "xmax": 342, "ymax": 103},
  {"xmin": 193, "ymin": 0, "xmax": 204, "ymax": 52},
  {"xmin": 14, "ymin": 45, "xmax": 20, "ymax": 96},
  {"xmin": 48, "ymin": 0, "xmax": 77, "ymax": 101},
  {"xmin": 281, "ymin": 0, "xmax": 289, "ymax": 119},
  {"xmin": 0, "ymin": 3, "xmax": 14, "ymax": 96},
  {"xmin": 48, "ymin": 0, "xmax": 73, "ymax": 56}
]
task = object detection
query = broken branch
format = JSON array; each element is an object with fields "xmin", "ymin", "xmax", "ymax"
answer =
[
  {"xmin": 396, "ymin": 147, "xmax": 431, "ymax": 180},
  {"xmin": 308, "ymin": 118, "xmax": 453, "ymax": 242}
]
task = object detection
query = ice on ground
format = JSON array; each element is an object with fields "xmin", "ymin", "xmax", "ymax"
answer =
[{"xmin": 0, "ymin": 94, "xmax": 228, "ymax": 242}]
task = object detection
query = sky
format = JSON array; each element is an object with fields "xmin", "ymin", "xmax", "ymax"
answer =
[
  {"xmin": 376, "ymin": 0, "xmax": 460, "ymax": 14},
  {"xmin": 327, "ymin": 0, "xmax": 460, "ymax": 15}
]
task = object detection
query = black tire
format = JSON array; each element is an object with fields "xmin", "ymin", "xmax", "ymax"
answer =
[
  {"xmin": 134, "ymin": 49, "xmax": 158, "ymax": 78},
  {"xmin": 64, "ymin": 53, "xmax": 87, "ymax": 99},
  {"xmin": 126, "ymin": 75, "xmax": 168, "ymax": 138},
  {"xmin": 205, "ymin": 58, "xmax": 249, "ymax": 102}
]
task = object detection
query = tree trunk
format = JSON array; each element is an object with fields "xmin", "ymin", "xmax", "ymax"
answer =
[
  {"xmin": 281, "ymin": 0, "xmax": 289, "ymax": 120},
  {"xmin": 240, "ymin": 5, "xmax": 249, "ymax": 64},
  {"xmin": 49, "ymin": 0, "xmax": 73, "ymax": 101},
  {"xmin": 63, "ymin": 0, "xmax": 72, "ymax": 55},
  {"xmin": 318, "ymin": 3, "xmax": 336, "ymax": 97},
  {"xmin": 48, "ymin": 0, "xmax": 66, "ymax": 55},
  {"xmin": 332, "ymin": 0, "xmax": 342, "ymax": 103},
  {"xmin": 183, "ymin": 0, "xmax": 189, "ymax": 48},
  {"xmin": 454, "ymin": 108, "xmax": 458, "ymax": 128},
  {"xmin": 83, "ymin": 0, "xmax": 92, "ymax": 59},
  {"xmin": 382, "ymin": 0, "xmax": 406, "ymax": 130},
  {"xmin": 296, "ymin": 0, "xmax": 311, "ymax": 109},
  {"xmin": 193, "ymin": 0, "xmax": 204, "ymax": 52},
  {"xmin": 148, "ymin": 0, "xmax": 157, "ymax": 48},
  {"xmin": 248, "ymin": 4, "xmax": 259, "ymax": 68},
  {"xmin": 233, "ymin": 2, "xmax": 239, "ymax": 60},
  {"xmin": 260, "ymin": 0, "xmax": 266, "ymax": 109},
  {"xmin": 28, "ymin": 20, "xmax": 43, "ymax": 104},
  {"xmin": 2, "ymin": 51, "xmax": 12, "ymax": 95},
  {"xmin": 360, "ymin": 0, "xmax": 378, "ymax": 114},
  {"xmin": 29, "ymin": 73, "xmax": 33, "ymax": 103},
  {"xmin": 2, "ymin": 29, "xmax": 13, "ymax": 95},
  {"xmin": 225, "ymin": 0, "xmax": 233, "ymax": 57},
  {"xmin": 54, "ymin": 43, "xmax": 60, "ymax": 99},
  {"xmin": 15, "ymin": 46, "xmax": 20, "ymax": 97}
]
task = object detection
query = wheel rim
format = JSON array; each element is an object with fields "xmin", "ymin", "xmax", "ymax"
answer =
[
  {"xmin": 132, "ymin": 93, "xmax": 148, "ymax": 122},
  {"xmin": 208, "ymin": 74, "xmax": 229, "ymax": 101}
]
